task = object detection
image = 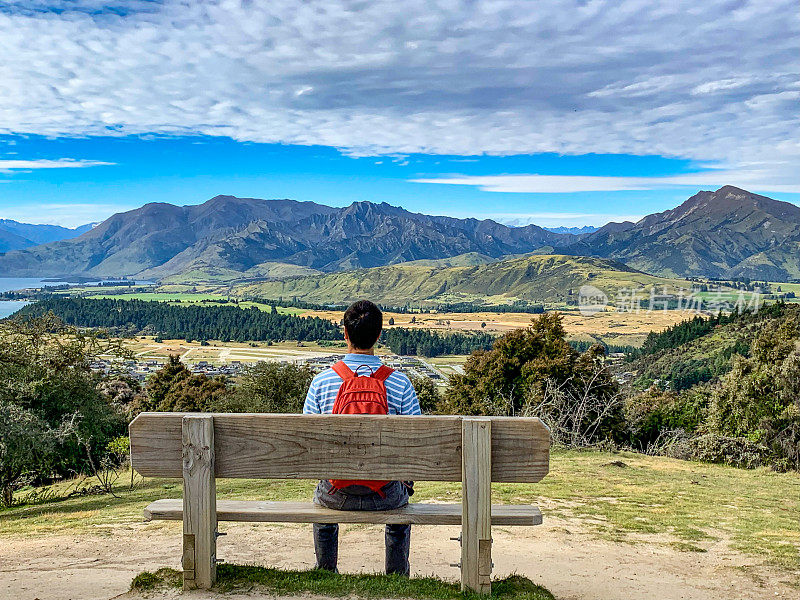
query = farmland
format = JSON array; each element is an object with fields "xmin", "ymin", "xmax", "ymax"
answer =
[{"xmin": 75, "ymin": 290, "xmax": 698, "ymax": 349}]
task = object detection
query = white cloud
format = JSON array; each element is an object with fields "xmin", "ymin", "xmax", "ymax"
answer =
[
  {"xmin": 0, "ymin": 0, "xmax": 797, "ymax": 186},
  {"xmin": 0, "ymin": 158, "xmax": 114, "ymax": 173},
  {"xmin": 412, "ymin": 171, "xmax": 800, "ymax": 195}
]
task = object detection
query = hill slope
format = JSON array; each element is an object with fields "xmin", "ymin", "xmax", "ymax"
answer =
[
  {"xmin": 561, "ymin": 186, "xmax": 800, "ymax": 279},
  {"xmin": 234, "ymin": 254, "xmax": 690, "ymax": 306},
  {"xmin": 0, "ymin": 197, "xmax": 570, "ymax": 278},
  {"xmin": 623, "ymin": 302, "xmax": 799, "ymax": 391}
]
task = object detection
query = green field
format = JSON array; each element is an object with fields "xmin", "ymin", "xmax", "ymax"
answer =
[
  {"xmin": 85, "ymin": 292, "xmax": 227, "ymax": 302},
  {"xmin": 4, "ymin": 450, "xmax": 798, "ymax": 570},
  {"xmin": 771, "ymin": 281, "xmax": 800, "ymax": 295}
]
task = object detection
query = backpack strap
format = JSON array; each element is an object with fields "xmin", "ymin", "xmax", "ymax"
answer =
[
  {"xmin": 332, "ymin": 360, "xmax": 355, "ymax": 380},
  {"xmin": 371, "ymin": 365, "xmax": 394, "ymax": 382}
]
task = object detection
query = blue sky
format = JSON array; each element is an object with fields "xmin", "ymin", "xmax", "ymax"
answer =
[{"xmin": 1, "ymin": 1, "xmax": 798, "ymax": 228}]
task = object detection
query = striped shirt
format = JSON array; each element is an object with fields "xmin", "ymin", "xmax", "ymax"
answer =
[{"xmin": 303, "ymin": 354, "xmax": 421, "ymax": 415}]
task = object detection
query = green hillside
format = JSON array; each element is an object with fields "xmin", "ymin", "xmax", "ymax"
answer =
[
  {"xmin": 387, "ymin": 252, "xmax": 503, "ymax": 268},
  {"xmin": 235, "ymin": 253, "xmax": 693, "ymax": 306},
  {"xmin": 625, "ymin": 302, "xmax": 799, "ymax": 390}
]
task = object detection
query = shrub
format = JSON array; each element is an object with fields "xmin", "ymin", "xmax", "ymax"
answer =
[
  {"xmin": 0, "ymin": 402, "xmax": 60, "ymax": 506},
  {"xmin": 684, "ymin": 434, "xmax": 770, "ymax": 469},
  {"xmin": 0, "ymin": 315, "xmax": 128, "ymax": 498},
  {"xmin": 408, "ymin": 375, "xmax": 441, "ymax": 414},
  {"xmin": 624, "ymin": 386, "xmax": 711, "ymax": 451},
  {"xmin": 218, "ymin": 362, "xmax": 314, "ymax": 413},
  {"xmin": 440, "ymin": 313, "xmax": 624, "ymax": 446}
]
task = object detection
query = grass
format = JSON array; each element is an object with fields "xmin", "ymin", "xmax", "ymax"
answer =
[
  {"xmin": 131, "ymin": 567, "xmax": 183, "ymax": 590},
  {"xmin": 3, "ymin": 450, "xmax": 799, "ymax": 570},
  {"xmin": 130, "ymin": 564, "xmax": 554, "ymax": 599},
  {"xmin": 84, "ymin": 292, "xmax": 228, "ymax": 302}
]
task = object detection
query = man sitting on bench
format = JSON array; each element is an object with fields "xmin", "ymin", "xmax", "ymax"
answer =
[{"xmin": 303, "ymin": 299, "xmax": 421, "ymax": 576}]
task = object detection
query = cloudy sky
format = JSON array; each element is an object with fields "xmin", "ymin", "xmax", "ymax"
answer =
[{"xmin": 0, "ymin": 0, "xmax": 798, "ymax": 227}]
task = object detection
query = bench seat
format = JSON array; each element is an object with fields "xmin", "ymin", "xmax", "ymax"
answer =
[
  {"xmin": 130, "ymin": 413, "xmax": 551, "ymax": 593},
  {"xmin": 144, "ymin": 499, "xmax": 543, "ymax": 526}
]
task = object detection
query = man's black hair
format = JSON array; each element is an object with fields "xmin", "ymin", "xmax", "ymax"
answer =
[{"xmin": 343, "ymin": 300, "xmax": 383, "ymax": 350}]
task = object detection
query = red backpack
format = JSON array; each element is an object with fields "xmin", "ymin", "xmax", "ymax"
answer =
[{"xmin": 328, "ymin": 360, "xmax": 394, "ymax": 496}]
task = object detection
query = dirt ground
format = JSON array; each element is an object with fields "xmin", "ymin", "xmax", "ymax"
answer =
[{"xmin": 2, "ymin": 514, "xmax": 797, "ymax": 600}]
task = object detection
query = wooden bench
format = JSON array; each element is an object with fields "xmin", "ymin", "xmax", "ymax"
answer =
[{"xmin": 129, "ymin": 413, "xmax": 550, "ymax": 594}]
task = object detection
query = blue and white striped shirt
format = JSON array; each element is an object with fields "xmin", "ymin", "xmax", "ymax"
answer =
[{"xmin": 303, "ymin": 354, "xmax": 421, "ymax": 415}]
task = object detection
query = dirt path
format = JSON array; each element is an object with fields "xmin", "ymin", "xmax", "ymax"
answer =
[{"xmin": 1, "ymin": 517, "xmax": 797, "ymax": 600}]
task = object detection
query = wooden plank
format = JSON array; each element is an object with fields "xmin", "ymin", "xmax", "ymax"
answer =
[
  {"xmin": 143, "ymin": 499, "xmax": 543, "ymax": 526},
  {"xmin": 461, "ymin": 418, "xmax": 492, "ymax": 594},
  {"xmin": 129, "ymin": 413, "xmax": 549, "ymax": 483},
  {"xmin": 182, "ymin": 416, "xmax": 217, "ymax": 590}
]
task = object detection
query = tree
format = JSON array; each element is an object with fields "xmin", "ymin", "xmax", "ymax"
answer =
[
  {"xmin": 440, "ymin": 313, "xmax": 623, "ymax": 446},
  {"xmin": 409, "ymin": 375, "xmax": 441, "ymax": 414},
  {"xmin": 706, "ymin": 319, "xmax": 800, "ymax": 469},
  {"xmin": 0, "ymin": 402, "xmax": 62, "ymax": 506},
  {"xmin": 0, "ymin": 314, "xmax": 128, "ymax": 497},
  {"xmin": 141, "ymin": 355, "xmax": 190, "ymax": 412},
  {"xmin": 159, "ymin": 374, "xmax": 229, "ymax": 412},
  {"xmin": 220, "ymin": 362, "xmax": 315, "ymax": 413},
  {"xmin": 17, "ymin": 297, "xmax": 342, "ymax": 343},
  {"xmin": 140, "ymin": 355, "xmax": 231, "ymax": 412}
]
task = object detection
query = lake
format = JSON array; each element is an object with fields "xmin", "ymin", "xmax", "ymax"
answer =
[
  {"xmin": 0, "ymin": 277, "xmax": 79, "ymax": 293},
  {"xmin": 0, "ymin": 278, "xmax": 73, "ymax": 319},
  {"xmin": 0, "ymin": 300, "xmax": 31, "ymax": 319}
]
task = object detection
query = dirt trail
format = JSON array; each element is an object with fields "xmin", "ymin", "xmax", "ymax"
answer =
[{"xmin": 1, "ymin": 517, "xmax": 797, "ymax": 600}]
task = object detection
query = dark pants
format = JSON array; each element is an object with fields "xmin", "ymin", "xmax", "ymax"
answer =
[{"xmin": 312, "ymin": 480, "xmax": 411, "ymax": 575}]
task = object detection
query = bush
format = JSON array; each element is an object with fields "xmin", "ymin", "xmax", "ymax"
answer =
[
  {"xmin": 137, "ymin": 355, "xmax": 229, "ymax": 412},
  {"xmin": 630, "ymin": 313, "xmax": 800, "ymax": 470},
  {"xmin": 0, "ymin": 402, "xmax": 61, "ymax": 506},
  {"xmin": 0, "ymin": 315, "xmax": 128, "ymax": 504},
  {"xmin": 624, "ymin": 386, "xmax": 711, "ymax": 451},
  {"xmin": 219, "ymin": 362, "xmax": 315, "ymax": 413},
  {"xmin": 684, "ymin": 434, "xmax": 770, "ymax": 469},
  {"xmin": 439, "ymin": 313, "xmax": 624, "ymax": 446},
  {"xmin": 408, "ymin": 375, "xmax": 441, "ymax": 414}
]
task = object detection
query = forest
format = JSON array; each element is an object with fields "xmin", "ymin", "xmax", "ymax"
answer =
[
  {"xmin": 382, "ymin": 327, "xmax": 496, "ymax": 357},
  {"xmin": 15, "ymin": 297, "xmax": 342, "ymax": 342}
]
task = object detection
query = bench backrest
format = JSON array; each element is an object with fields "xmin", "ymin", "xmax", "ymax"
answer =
[{"xmin": 129, "ymin": 413, "xmax": 550, "ymax": 483}]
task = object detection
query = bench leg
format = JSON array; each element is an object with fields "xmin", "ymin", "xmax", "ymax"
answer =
[
  {"xmin": 461, "ymin": 418, "xmax": 492, "ymax": 594},
  {"xmin": 182, "ymin": 415, "xmax": 217, "ymax": 590}
]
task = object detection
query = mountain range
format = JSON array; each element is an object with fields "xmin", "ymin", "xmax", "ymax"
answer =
[
  {"xmin": 0, "ymin": 220, "xmax": 95, "ymax": 253},
  {"xmin": 0, "ymin": 186, "xmax": 798, "ymax": 283},
  {"xmin": 0, "ymin": 196, "xmax": 571, "ymax": 279},
  {"xmin": 561, "ymin": 186, "xmax": 800, "ymax": 280},
  {"xmin": 544, "ymin": 225, "xmax": 599, "ymax": 235}
]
